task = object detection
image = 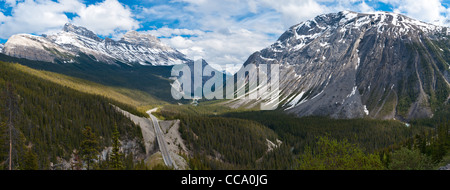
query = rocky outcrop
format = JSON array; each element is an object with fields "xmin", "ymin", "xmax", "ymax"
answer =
[
  {"xmin": 3, "ymin": 34, "xmax": 75, "ymax": 63},
  {"xmin": 438, "ymin": 164, "xmax": 450, "ymax": 170}
]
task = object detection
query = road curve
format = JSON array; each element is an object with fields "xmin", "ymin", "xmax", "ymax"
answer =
[{"xmin": 146, "ymin": 109, "xmax": 177, "ymax": 169}]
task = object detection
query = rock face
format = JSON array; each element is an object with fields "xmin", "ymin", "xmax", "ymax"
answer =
[
  {"xmin": 438, "ymin": 164, "xmax": 450, "ymax": 170},
  {"xmin": 2, "ymin": 23, "xmax": 189, "ymax": 66},
  {"xmin": 227, "ymin": 11, "xmax": 450, "ymax": 120}
]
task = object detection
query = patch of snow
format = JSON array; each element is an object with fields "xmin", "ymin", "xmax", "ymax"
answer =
[
  {"xmin": 340, "ymin": 11, "xmax": 358, "ymax": 25},
  {"xmin": 319, "ymin": 42, "xmax": 329, "ymax": 47},
  {"xmin": 363, "ymin": 105, "xmax": 369, "ymax": 115},
  {"xmin": 392, "ymin": 13, "xmax": 398, "ymax": 26},
  {"xmin": 285, "ymin": 91, "xmax": 305, "ymax": 110},
  {"xmin": 292, "ymin": 42, "xmax": 306, "ymax": 50},
  {"xmin": 347, "ymin": 86, "xmax": 357, "ymax": 98},
  {"xmin": 356, "ymin": 57, "xmax": 360, "ymax": 70},
  {"xmin": 259, "ymin": 55, "xmax": 277, "ymax": 61},
  {"xmin": 354, "ymin": 16, "xmax": 371, "ymax": 28},
  {"xmin": 310, "ymin": 89, "xmax": 324, "ymax": 100}
]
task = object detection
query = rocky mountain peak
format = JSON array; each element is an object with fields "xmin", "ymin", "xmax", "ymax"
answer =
[
  {"xmin": 62, "ymin": 23, "xmax": 102, "ymax": 41},
  {"xmin": 120, "ymin": 30, "xmax": 170, "ymax": 50},
  {"xmin": 231, "ymin": 11, "xmax": 450, "ymax": 120}
]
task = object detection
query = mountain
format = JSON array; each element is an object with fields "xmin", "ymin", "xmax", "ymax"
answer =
[
  {"xmin": 227, "ymin": 11, "xmax": 450, "ymax": 121},
  {"xmin": 0, "ymin": 43, "xmax": 3, "ymax": 52},
  {"xmin": 2, "ymin": 23, "xmax": 189, "ymax": 66}
]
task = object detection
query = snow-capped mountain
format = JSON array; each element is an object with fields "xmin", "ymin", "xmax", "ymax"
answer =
[
  {"xmin": 0, "ymin": 43, "xmax": 3, "ymax": 52},
  {"xmin": 2, "ymin": 23, "xmax": 189, "ymax": 66},
  {"xmin": 227, "ymin": 11, "xmax": 450, "ymax": 120}
]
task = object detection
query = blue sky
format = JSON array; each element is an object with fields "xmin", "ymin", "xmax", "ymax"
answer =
[{"xmin": 1, "ymin": 0, "xmax": 449, "ymax": 72}]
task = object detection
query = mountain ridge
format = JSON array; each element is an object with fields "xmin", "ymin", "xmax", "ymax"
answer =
[{"xmin": 1, "ymin": 23, "xmax": 189, "ymax": 66}]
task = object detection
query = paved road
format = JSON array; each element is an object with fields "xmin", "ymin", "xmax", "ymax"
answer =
[{"xmin": 147, "ymin": 109, "xmax": 177, "ymax": 169}]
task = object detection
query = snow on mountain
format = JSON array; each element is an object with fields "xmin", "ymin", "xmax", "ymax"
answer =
[
  {"xmin": 226, "ymin": 11, "xmax": 450, "ymax": 120},
  {"xmin": 3, "ymin": 23, "xmax": 189, "ymax": 66},
  {"xmin": 0, "ymin": 43, "xmax": 4, "ymax": 53}
]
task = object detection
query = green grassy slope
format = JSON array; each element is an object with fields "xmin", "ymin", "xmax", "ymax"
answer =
[{"xmin": 0, "ymin": 53, "xmax": 176, "ymax": 106}]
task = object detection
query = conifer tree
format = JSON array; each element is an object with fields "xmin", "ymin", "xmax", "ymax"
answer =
[
  {"xmin": 110, "ymin": 124, "xmax": 123, "ymax": 170},
  {"xmin": 80, "ymin": 126, "xmax": 99, "ymax": 170},
  {"xmin": 23, "ymin": 148, "xmax": 38, "ymax": 170},
  {"xmin": 2, "ymin": 83, "xmax": 20, "ymax": 170}
]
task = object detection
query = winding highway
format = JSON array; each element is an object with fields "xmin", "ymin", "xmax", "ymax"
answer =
[{"xmin": 146, "ymin": 109, "xmax": 177, "ymax": 169}]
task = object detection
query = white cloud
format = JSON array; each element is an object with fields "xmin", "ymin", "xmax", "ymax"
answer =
[
  {"xmin": 71, "ymin": 0, "xmax": 139, "ymax": 37},
  {"xmin": 381, "ymin": 0, "xmax": 449, "ymax": 26},
  {"xmin": 3, "ymin": 0, "xmax": 19, "ymax": 7},
  {"xmin": 149, "ymin": 0, "xmax": 392, "ymax": 74},
  {"xmin": 146, "ymin": 0, "xmax": 450, "ymax": 74},
  {"xmin": 0, "ymin": 0, "xmax": 83, "ymax": 39},
  {"xmin": 140, "ymin": 0, "xmax": 285, "ymax": 73},
  {"xmin": 357, "ymin": 1, "xmax": 376, "ymax": 13},
  {"xmin": 0, "ymin": 11, "xmax": 6, "ymax": 22},
  {"xmin": 147, "ymin": 26, "xmax": 272, "ymax": 73},
  {"xmin": 258, "ymin": 0, "xmax": 329, "ymax": 27},
  {"xmin": 146, "ymin": 27, "xmax": 205, "ymax": 38},
  {"xmin": 0, "ymin": 0, "xmax": 139, "ymax": 39}
]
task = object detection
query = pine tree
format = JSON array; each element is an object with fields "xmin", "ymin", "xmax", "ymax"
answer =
[
  {"xmin": 23, "ymin": 148, "xmax": 38, "ymax": 170},
  {"xmin": 110, "ymin": 124, "xmax": 123, "ymax": 170},
  {"xmin": 2, "ymin": 83, "xmax": 20, "ymax": 170},
  {"xmin": 80, "ymin": 126, "xmax": 99, "ymax": 170}
]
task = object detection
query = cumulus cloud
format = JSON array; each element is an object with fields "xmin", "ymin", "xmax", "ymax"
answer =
[
  {"xmin": 0, "ymin": 0, "xmax": 83, "ymax": 39},
  {"xmin": 142, "ymin": 0, "xmax": 285, "ymax": 72},
  {"xmin": 146, "ymin": 27, "xmax": 205, "ymax": 38},
  {"xmin": 3, "ymin": 0, "xmax": 20, "ymax": 7},
  {"xmin": 142, "ymin": 0, "xmax": 450, "ymax": 74},
  {"xmin": 381, "ymin": 0, "xmax": 448, "ymax": 26},
  {"xmin": 0, "ymin": 0, "xmax": 138, "ymax": 39},
  {"xmin": 151, "ymin": 27, "xmax": 272, "ymax": 70},
  {"xmin": 72, "ymin": 0, "xmax": 139, "ymax": 37},
  {"xmin": 143, "ymin": 0, "xmax": 396, "ymax": 73},
  {"xmin": 257, "ymin": 0, "xmax": 329, "ymax": 27}
]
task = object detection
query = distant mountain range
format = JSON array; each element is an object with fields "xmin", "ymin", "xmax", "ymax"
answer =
[
  {"xmin": 1, "ymin": 23, "xmax": 189, "ymax": 66},
  {"xmin": 227, "ymin": 11, "xmax": 450, "ymax": 121},
  {"xmin": 0, "ymin": 23, "xmax": 219, "ymax": 104}
]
